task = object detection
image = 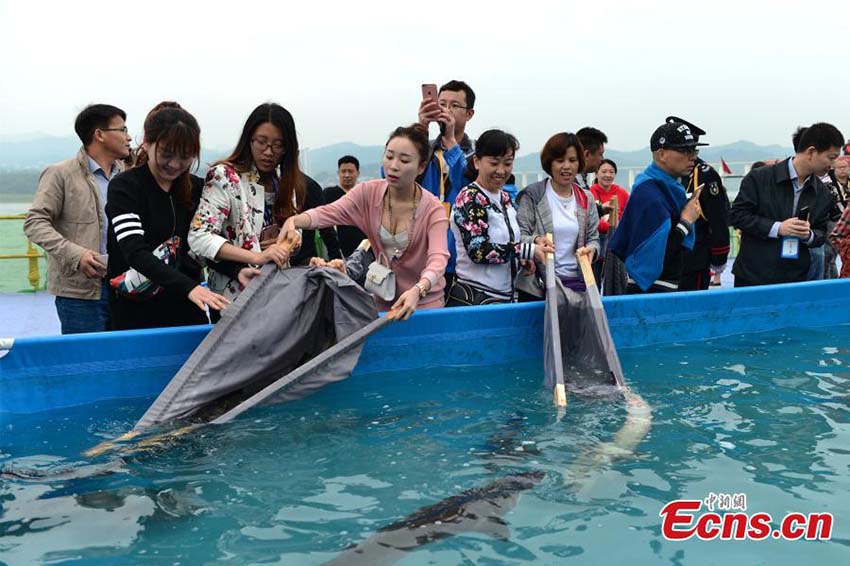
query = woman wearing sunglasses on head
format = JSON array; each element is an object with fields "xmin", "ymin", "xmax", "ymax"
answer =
[{"xmin": 283, "ymin": 124, "xmax": 449, "ymax": 320}]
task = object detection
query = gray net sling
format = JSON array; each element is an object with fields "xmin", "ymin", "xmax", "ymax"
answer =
[
  {"xmin": 134, "ymin": 264, "xmax": 382, "ymax": 431},
  {"xmin": 544, "ymin": 256, "xmax": 626, "ymax": 394}
]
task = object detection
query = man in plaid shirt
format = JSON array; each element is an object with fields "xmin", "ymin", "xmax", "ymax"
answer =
[{"xmin": 830, "ymin": 201, "xmax": 850, "ymax": 278}]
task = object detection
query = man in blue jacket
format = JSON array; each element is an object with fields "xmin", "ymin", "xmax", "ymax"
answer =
[
  {"xmin": 608, "ymin": 121, "xmax": 704, "ymax": 293},
  {"xmin": 417, "ymin": 80, "xmax": 476, "ymax": 287}
]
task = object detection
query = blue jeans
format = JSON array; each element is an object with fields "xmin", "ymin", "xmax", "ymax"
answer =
[
  {"xmin": 807, "ymin": 246, "xmax": 825, "ymax": 281},
  {"xmin": 55, "ymin": 281, "xmax": 112, "ymax": 334}
]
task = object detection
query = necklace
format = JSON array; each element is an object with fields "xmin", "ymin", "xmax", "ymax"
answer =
[
  {"xmin": 555, "ymin": 191, "xmax": 573, "ymax": 209},
  {"xmin": 386, "ymin": 185, "xmax": 420, "ymax": 259}
]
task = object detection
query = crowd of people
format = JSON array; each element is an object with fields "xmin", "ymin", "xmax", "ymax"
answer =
[{"xmin": 22, "ymin": 80, "xmax": 850, "ymax": 334}]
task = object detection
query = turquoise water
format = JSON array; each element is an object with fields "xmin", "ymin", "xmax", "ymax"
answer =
[{"xmin": 2, "ymin": 327, "xmax": 850, "ymax": 565}]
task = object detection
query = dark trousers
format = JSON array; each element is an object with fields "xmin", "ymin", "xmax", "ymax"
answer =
[
  {"xmin": 733, "ymin": 277, "xmax": 757, "ymax": 288},
  {"xmin": 678, "ymin": 269, "xmax": 710, "ymax": 291},
  {"xmin": 109, "ymin": 288, "xmax": 207, "ymax": 330},
  {"xmin": 626, "ymin": 280, "xmax": 678, "ymax": 294}
]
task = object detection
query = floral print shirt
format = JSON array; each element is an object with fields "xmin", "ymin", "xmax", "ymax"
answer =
[
  {"xmin": 188, "ymin": 164, "xmax": 267, "ymax": 300},
  {"xmin": 452, "ymin": 182, "xmax": 534, "ymax": 264}
]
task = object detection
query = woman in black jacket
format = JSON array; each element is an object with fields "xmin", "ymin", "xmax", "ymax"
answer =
[{"xmin": 106, "ymin": 107, "xmax": 228, "ymax": 330}]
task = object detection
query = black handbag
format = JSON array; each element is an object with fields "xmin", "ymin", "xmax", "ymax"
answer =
[{"xmin": 447, "ymin": 278, "xmax": 512, "ymax": 306}]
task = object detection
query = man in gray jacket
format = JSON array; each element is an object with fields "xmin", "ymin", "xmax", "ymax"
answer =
[{"xmin": 24, "ymin": 104, "xmax": 131, "ymax": 333}]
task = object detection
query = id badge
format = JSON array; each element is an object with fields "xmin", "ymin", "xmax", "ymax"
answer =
[{"xmin": 780, "ymin": 236, "xmax": 799, "ymax": 259}]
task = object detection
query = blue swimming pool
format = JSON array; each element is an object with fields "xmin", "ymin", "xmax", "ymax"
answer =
[{"xmin": 2, "ymin": 324, "xmax": 848, "ymax": 565}]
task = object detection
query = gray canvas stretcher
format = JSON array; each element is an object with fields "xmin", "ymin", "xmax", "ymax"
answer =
[{"xmin": 133, "ymin": 264, "xmax": 381, "ymax": 431}]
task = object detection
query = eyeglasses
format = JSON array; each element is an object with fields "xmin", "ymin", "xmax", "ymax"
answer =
[
  {"xmin": 101, "ymin": 126, "xmax": 129, "ymax": 134},
  {"xmin": 438, "ymin": 101, "xmax": 468, "ymax": 111},
  {"xmin": 669, "ymin": 147, "xmax": 699, "ymax": 156},
  {"xmin": 251, "ymin": 138, "xmax": 285, "ymax": 154}
]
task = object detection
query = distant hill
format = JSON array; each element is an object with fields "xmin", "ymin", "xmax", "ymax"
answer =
[
  {"xmin": 301, "ymin": 142, "xmax": 385, "ymax": 186},
  {"xmin": 306, "ymin": 139, "xmax": 795, "ymax": 185},
  {"xmin": 0, "ymin": 135, "xmax": 794, "ymax": 199},
  {"xmin": 515, "ymin": 140, "xmax": 793, "ymax": 172},
  {"xmin": 0, "ymin": 135, "xmax": 230, "ymax": 170}
]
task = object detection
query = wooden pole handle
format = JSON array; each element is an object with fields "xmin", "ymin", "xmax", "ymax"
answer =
[
  {"xmin": 83, "ymin": 430, "xmax": 141, "ymax": 457},
  {"xmin": 281, "ymin": 229, "xmax": 302, "ymax": 253},
  {"xmin": 554, "ymin": 383, "xmax": 567, "ymax": 407},
  {"xmin": 578, "ymin": 253, "xmax": 595, "ymax": 288},
  {"xmin": 385, "ymin": 306, "xmax": 404, "ymax": 321},
  {"xmin": 546, "ymin": 232, "xmax": 567, "ymax": 407},
  {"xmin": 609, "ymin": 196, "xmax": 619, "ymax": 227}
]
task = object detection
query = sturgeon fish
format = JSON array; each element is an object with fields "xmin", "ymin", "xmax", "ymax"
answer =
[{"xmin": 327, "ymin": 470, "xmax": 544, "ymax": 565}]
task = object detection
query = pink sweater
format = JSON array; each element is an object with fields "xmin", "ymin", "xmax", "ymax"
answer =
[{"xmin": 305, "ymin": 179, "xmax": 449, "ymax": 310}]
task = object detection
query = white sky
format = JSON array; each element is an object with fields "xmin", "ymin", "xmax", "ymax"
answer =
[{"xmin": 1, "ymin": 0, "xmax": 848, "ymax": 152}]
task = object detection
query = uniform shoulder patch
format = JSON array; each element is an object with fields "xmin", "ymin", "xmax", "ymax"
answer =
[{"xmin": 708, "ymin": 181, "xmax": 720, "ymax": 195}]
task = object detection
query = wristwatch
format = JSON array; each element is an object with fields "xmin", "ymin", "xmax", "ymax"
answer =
[{"xmin": 414, "ymin": 282, "xmax": 428, "ymax": 298}]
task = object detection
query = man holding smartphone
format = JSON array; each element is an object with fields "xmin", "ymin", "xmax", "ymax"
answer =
[
  {"xmin": 667, "ymin": 116, "xmax": 731, "ymax": 291},
  {"xmin": 730, "ymin": 123, "xmax": 844, "ymax": 287},
  {"xmin": 417, "ymin": 80, "xmax": 476, "ymax": 207},
  {"xmin": 416, "ymin": 80, "xmax": 476, "ymax": 288},
  {"xmin": 24, "ymin": 104, "xmax": 131, "ymax": 333}
]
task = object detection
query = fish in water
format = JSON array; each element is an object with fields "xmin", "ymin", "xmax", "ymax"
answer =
[{"xmin": 327, "ymin": 470, "xmax": 544, "ymax": 565}]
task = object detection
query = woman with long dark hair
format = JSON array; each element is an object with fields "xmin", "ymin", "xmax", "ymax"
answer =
[
  {"xmin": 189, "ymin": 102, "xmax": 331, "ymax": 301},
  {"xmin": 283, "ymin": 124, "xmax": 449, "ymax": 319},
  {"xmin": 106, "ymin": 106, "xmax": 229, "ymax": 329}
]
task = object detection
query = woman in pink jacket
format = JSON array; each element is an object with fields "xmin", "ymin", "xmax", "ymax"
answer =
[{"xmin": 283, "ymin": 124, "xmax": 449, "ymax": 319}]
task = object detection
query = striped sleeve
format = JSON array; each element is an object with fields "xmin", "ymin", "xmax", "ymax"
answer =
[
  {"xmin": 112, "ymin": 212, "xmax": 144, "ymax": 241},
  {"xmin": 106, "ymin": 173, "xmax": 198, "ymax": 297}
]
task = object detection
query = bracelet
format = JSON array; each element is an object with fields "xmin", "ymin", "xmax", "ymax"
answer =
[{"xmin": 414, "ymin": 282, "xmax": 428, "ymax": 299}]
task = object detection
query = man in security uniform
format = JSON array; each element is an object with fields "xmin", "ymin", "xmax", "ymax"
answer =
[{"xmin": 667, "ymin": 116, "xmax": 731, "ymax": 290}]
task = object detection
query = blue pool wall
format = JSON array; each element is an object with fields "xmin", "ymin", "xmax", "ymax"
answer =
[{"xmin": 2, "ymin": 279, "xmax": 849, "ymax": 414}]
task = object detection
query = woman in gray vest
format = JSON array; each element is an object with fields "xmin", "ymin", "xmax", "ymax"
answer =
[{"xmin": 515, "ymin": 132, "xmax": 600, "ymax": 299}]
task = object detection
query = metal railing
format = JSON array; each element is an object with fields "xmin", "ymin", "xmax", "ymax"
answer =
[
  {"xmin": 0, "ymin": 177, "xmax": 743, "ymax": 294},
  {"xmin": 0, "ymin": 214, "xmax": 45, "ymax": 292},
  {"xmin": 514, "ymin": 160, "xmax": 753, "ymax": 191}
]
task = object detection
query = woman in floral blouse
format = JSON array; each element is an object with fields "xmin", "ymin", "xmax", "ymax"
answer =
[
  {"xmin": 447, "ymin": 130, "xmax": 552, "ymax": 306},
  {"xmin": 188, "ymin": 103, "xmax": 312, "ymax": 304}
]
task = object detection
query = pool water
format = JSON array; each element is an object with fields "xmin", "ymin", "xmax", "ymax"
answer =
[{"xmin": 2, "ymin": 326, "xmax": 849, "ymax": 565}]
